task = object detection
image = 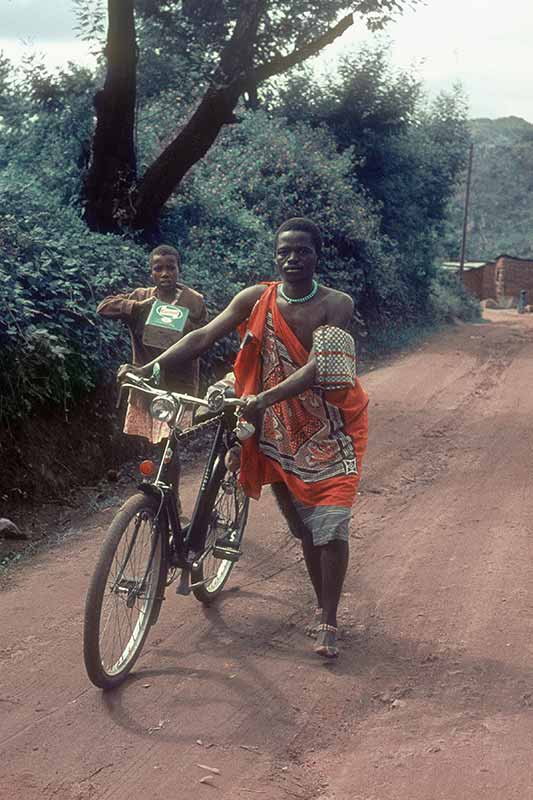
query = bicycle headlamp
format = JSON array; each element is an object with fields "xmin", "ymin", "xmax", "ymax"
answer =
[{"xmin": 150, "ymin": 395, "xmax": 178, "ymax": 423}]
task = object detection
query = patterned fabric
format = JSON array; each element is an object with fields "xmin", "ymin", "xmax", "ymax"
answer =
[
  {"xmin": 123, "ymin": 401, "xmax": 193, "ymax": 443},
  {"xmin": 259, "ymin": 312, "xmax": 358, "ymax": 484},
  {"xmin": 313, "ymin": 325, "xmax": 356, "ymax": 390},
  {"xmin": 233, "ymin": 282, "xmax": 369, "ymax": 507}
]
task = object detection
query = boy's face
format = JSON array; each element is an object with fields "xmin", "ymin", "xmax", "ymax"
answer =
[
  {"xmin": 150, "ymin": 254, "xmax": 179, "ymax": 290},
  {"xmin": 275, "ymin": 230, "xmax": 318, "ymax": 284}
]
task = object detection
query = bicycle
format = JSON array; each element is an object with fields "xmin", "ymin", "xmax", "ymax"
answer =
[{"xmin": 83, "ymin": 371, "xmax": 252, "ymax": 689}]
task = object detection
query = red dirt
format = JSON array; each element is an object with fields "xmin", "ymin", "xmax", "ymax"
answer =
[{"xmin": 2, "ymin": 309, "xmax": 533, "ymax": 800}]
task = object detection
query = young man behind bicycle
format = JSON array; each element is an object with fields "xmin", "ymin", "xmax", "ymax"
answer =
[
  {"xmin": 120, "ymin": 219, "xmax": 369, "ymax": 658},
  {"xmin": 98, "ymin": 244, "xmax": 207, "ymax": 517}
]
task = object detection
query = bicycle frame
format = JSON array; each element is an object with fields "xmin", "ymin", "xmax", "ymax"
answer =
[
  {"xmin": 83, "ymin": 373, "xmax": 252, "ymax": 688},
  {"xmin": 136, "ymin": 412, "xmax": 233, "ymax": 571},
  {"xmin": 116, "ymin": 372, "xmax": 251, "ymax": 588}
]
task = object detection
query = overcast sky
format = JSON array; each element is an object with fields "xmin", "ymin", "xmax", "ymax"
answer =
[{"xmin": 1, "ymin": 0, "xmax": 532, "ymax": 122}]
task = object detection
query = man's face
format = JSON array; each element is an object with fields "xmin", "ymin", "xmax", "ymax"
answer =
[
  {"xmin": 275, "ymin": 230, "xmax": 318, "ymax": 284},
  {"xmin": 151, "ymin": 254, "xmax": 179, "ymax": 290}
]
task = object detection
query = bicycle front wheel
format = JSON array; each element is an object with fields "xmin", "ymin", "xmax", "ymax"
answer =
[
  {"xmin": 83, "ymin": 493, "xmax": 167, "ymax": 689},
  {"xmin": 192, "ymin": 471, "xmax": 249, "ymax": 604}
]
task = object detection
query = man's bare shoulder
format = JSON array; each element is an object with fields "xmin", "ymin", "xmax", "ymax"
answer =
[
  {"xmin": 231, "ymin": 283, "xmax": 269, "ymax": 311},
  {"xmin": 322, "ymin": 286, "xmax": 354, "ymax": 313}
]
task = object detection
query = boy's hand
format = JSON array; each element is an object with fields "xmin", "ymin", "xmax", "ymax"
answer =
[
  {"xmin": 117, "ymin": 363, "xmax": 149, "ymax": 385},
  {"xmin": 137, "ymin": 296, "xmax": 156, "ymax": 307},
  {"xmin": 131, "ymin": 296, "xmax": 156, "ymax": 318}
]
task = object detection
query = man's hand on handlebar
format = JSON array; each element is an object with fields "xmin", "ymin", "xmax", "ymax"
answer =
[{"xmin": 241, "ymin": 393, "xmax": 268, "ymax": 425}]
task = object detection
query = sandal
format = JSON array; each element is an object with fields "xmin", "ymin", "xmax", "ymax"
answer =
[
  {"xmin": 314, "ymin": 624, "xmax": 339, "ymax": 659},
  {"xmin": 305, "ymin": 607, "xmax": 323, "ymax": 638}
]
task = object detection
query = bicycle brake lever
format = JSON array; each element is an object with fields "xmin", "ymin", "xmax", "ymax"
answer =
[
  {"xmin": 116, "ymin": 384, "xmax": 124, "ymax": 409},
  {"xmin": 235, "ymin": 409, "xmax": 255, "ymax": 441}
]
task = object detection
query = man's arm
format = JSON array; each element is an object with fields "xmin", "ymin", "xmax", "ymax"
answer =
[
  {"xmin": 120, "ymin": 285, "xmax": 265, "ymax": 380},
  {"xmin": 326, "ymin": 291, "xmax": 354, "ymax": 331}
]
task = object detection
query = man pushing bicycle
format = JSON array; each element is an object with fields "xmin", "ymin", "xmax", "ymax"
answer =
[{"xmin": 120, "ymin": 218, "xmax": 368, "ymax": 659}]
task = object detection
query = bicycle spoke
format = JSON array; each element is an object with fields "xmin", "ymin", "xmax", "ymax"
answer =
[{"xmin": 97, "ymin": 510, "xmax": 161, "ymax": 675}]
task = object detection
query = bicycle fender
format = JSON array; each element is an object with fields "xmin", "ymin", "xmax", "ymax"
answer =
[{"xmin": 136, "ymin": 482, "xmax": 165, "ymax": 500}]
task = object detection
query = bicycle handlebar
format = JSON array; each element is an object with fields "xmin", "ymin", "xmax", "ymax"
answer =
[{"xmin": 119, "ymin": 372, "xmax": 245, "ymax": 413}]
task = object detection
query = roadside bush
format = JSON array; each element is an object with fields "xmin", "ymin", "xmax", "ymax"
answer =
[
  {"xmin": 429, "ymin": 269, "xmax": 481, "ymax": 323},
  {"xmin": 0, "ymin": 184, "xmax": 148, "ymax": 430},
  {"xmin": 153, "ymin": 110, "xmax": 401, "ymax": 325}
]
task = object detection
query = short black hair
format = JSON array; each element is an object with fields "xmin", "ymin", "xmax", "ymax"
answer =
[
  {"xmin": 275, "ymin": 217, "xmax": 322, "ymax": 257},
  {"xmin": 149, "ymin": 244, "xmax": 181, "ymax": 267}
]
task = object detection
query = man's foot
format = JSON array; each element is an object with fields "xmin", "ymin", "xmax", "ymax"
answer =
[
  {"xmin": 213, "ymin": 530, "xmax": 242, "ymax": 562},
  {"xmin": 314, "ymin": 624, "xmax": 339, "ymax": 659},
  {"xmin": 305, "ymin": 607, "xmax": 323, "ymax": 638}
]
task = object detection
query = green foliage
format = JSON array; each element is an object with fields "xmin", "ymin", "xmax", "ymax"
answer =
[
  {"xmin": 429, "ymin": 269, "xmax": 481, "ymax": 324},
  {"xmin": 134, "ymin": 1, "xmax": 413, "ymax": 68},
  {"xmin": 276, "ymin": 49, "xmax": 470, "ymax": 314},
  {"xmin": 361, "ymin": 269, "xmax": 480, "ymax": 361},
  {"xmin": 0, "ymin": 54, "xmax": 96, "ymax": 208},
  {"xmin": 151, "ymin": 110, "xmax": 400, "ymax": 325},
  {"xmin": 0, "ymin": 185, "xmax": 148, "ymax": 428},
  {"xmin": 443, "ymin": 116, "xmax": 533, "ymax": 259},
  {"xmin": 0, "ymin": 39, "xmax": 470, "ymax": 434},
  {"xmin": 135, "ymin": 12, "xmax": 212, "ymax": 104}
]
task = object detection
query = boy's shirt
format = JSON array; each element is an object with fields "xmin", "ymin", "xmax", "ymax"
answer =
[{"xmin": 97, "ymin": 284, "xmax": 207, "ymax": 397}]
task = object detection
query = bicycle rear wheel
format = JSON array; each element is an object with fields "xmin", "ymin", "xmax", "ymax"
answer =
[
  {"xmin": 83, "ymin": 493, "xmax": 167, "ymax": 689},
  {"xmin": 192, "ymin": 472, "xmax": 249, "ymax": 604}
]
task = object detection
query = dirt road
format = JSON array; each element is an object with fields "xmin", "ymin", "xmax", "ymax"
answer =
[{"xmin": 2, "ymin": 310, "xmax": 533, "ymax": 800}]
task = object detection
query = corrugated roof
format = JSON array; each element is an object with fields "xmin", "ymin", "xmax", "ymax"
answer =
[{"xmin": 441, "ymin": 261, "xmax": 488, "ymax": 271}]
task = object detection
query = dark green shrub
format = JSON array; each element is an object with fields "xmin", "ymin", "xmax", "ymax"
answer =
[{"xmin": 0, "ymin": 185, "xmax": 148, "ymax": 428}]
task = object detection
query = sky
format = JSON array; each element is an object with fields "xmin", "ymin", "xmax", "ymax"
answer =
[{"xmin": 1, "ymin": 0, "xmax": 532, "ymax": 122}]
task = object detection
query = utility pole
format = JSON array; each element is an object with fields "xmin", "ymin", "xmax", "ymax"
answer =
[{"xmin": 459, "ymin": 142, "xmax": 474, "ymax": 283}]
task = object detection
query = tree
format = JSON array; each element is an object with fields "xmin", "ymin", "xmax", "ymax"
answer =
[
  {"xmin": 83, "ymin": 0, "xmax": 138, "ymax": 230},
  {"xmin": 443, "ymin": 117, "xmax": 533, "ymax": 259},
  {"xmin": 279, "ymin": 49, "xmax": 470, "ymax": 303},
  {"xmin": 83, "ymin": 0, "xmax": 418, "ymax": 233}
]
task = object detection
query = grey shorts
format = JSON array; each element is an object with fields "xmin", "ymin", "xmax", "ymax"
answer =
[{"xmin": 271, "ymin": 483, "xmax": 351, "ymax": 546}]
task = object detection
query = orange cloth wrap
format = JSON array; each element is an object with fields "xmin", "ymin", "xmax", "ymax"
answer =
[{"xmin": 233, "ymin": 283, "xmax": 369, "ymax": 507}]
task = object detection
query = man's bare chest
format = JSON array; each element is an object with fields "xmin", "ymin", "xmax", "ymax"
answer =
[{"xmin": 275, "ymin": 299, "xmax": 328, "ymax": 351}]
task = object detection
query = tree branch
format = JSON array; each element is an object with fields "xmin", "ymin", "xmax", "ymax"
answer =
[
  {"xmin": 253, "ymin": 13, "xmax": 354, "ymax": 83},
  {"xmin": 131, "ymin": 7, "xmax": 354, "ymax": 230},
  {"xmin": 132, "ymin": 0, "xmax": 266, "ymax": 229}
]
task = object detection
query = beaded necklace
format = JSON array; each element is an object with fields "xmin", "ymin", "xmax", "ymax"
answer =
[{"xmin": 279, "ymin": 279, "xmax": 318, "ymax": 304}]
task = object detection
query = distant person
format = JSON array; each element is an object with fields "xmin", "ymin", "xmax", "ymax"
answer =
[
  {"xmin": 97, "ymin": 244, "xmax": 207, "ymax": 512},
  {"xmin": 119, "ymin": 219, "xmax": 369, "ymax": 659},
  {"xmin": 517, "ymin": 289, "xmax": 528, "ymax": 314}
]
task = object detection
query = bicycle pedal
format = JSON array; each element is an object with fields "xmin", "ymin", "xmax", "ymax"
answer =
[
  {"xmin": 212, "ymin": 545, "xmax": 242, "ymax": 563},
  {"xmin": 175, "ymin": 569, "xmax": 191, "ymax": 596}
]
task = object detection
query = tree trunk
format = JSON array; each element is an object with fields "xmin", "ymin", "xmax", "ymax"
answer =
[
  {"xmin": 131, "ymin": 8, "xmax": 353, "ymax": 229},
  {"xmin": 84, "ymin": 0, "xmax": 354, "ymax": 233},
  {"xmin": 132, "ymin": 82, "xmax": 243, "ymax": 230},
  {"xmin": 84, "ymin": 0, "xmax": 137, "ymax": 232},
  {"xmin": 132, "ymin": 0, "xmax": 265, "ymax": 230}
]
